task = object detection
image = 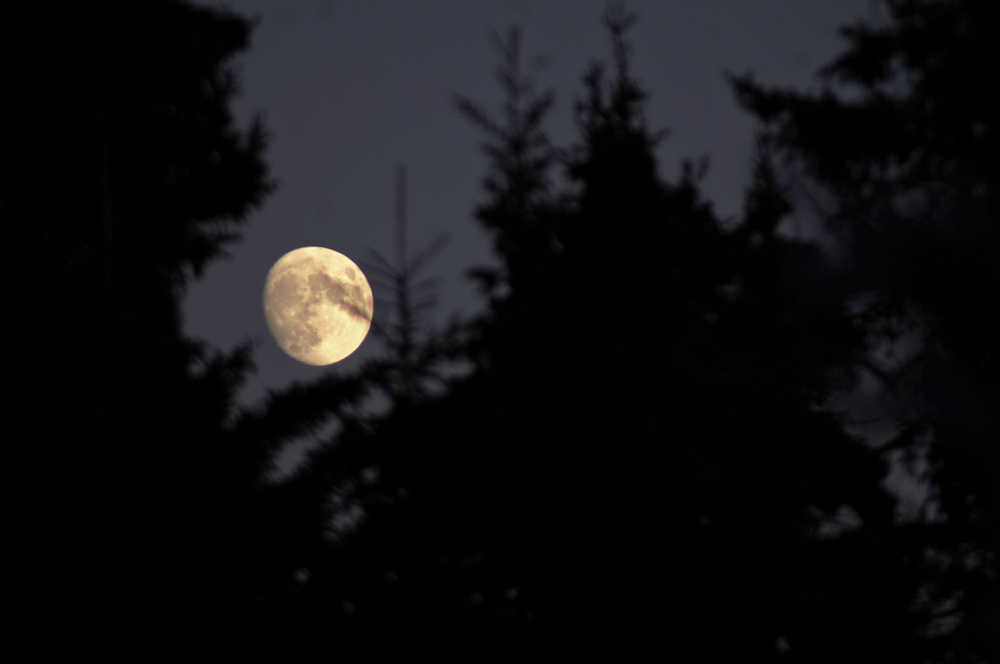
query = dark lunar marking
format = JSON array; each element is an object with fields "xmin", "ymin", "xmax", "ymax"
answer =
[
  {"xmin": 309, "ymin": 271, "xmax": 350, "ymax": 308},
  {"xmin": 287, "ymin": 320, "xmax": 321, "ymax": 354},
  {"xmin": 345, "ymin": 267, "xmax": 356, "ymax": 280},
  {"xmin": 272, "ymin": 273, "xmax": 303, "ymax": 306}
]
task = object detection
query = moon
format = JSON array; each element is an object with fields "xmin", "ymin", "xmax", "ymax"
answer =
[{"xmin": 263, "ymin": 246, "xmax": 374, "ymax": 365}]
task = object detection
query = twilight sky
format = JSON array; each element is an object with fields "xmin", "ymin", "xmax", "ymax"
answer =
[{"xmin": 183, "ymin": 0, "xmax": 877, "ymax": 408}]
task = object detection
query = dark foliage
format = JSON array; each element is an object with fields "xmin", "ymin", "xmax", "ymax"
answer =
[
  {"xmin": 8, "ymin": 0, "xmax": 274, "ymax": 631},
  {"xmin": 731, "ymin": 1, "xmax": 998, "ymax": 660},
  {"xmin": 261, "ymin": 7, "xmax": 943, "ymax": 659}
]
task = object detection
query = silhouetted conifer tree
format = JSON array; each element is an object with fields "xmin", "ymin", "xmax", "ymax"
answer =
[
  {"xmin": 731, "ymin": 1, "xmax": 997, "ymax": 659},
  {"xmin": 9, "ymin": 0, "xmax": 280, "ymax": 631},
  {"xmin": 235, "ymin": 163, "xmax": 464, "ymax": 629},
  {"xmin": 261, "ymin": 9, "xmax": 933, "ymax": 658}
]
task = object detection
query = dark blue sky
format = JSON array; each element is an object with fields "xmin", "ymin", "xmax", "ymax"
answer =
[{"xmin": 183, "ymin": 0, "xmax": 876, "ymax": 407}]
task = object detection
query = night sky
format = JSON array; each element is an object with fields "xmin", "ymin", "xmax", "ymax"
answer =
[{"xmin": 183, "ymin": 0, "xmax": 877, "ymax": 407}]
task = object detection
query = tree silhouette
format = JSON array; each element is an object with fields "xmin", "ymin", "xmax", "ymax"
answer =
[
  {"xmin": 731, "ymin": 1, "xmax": 997, "ymax": 659},
  {"xmin": 365, "ymin": 164, "xmax": 455, "ymax": 405},
  {"xmin": 250, "ymin": 9, "xmax": 939, "ymax": 658},
  {"xmin": 9, "ymin": 0, "xmax": 277, "ymax": 629},
  {"xmin": 232, "ymin": 162, "xmax": 466, "ymax": 630}
]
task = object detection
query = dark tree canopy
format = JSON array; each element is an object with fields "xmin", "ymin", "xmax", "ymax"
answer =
[
  {"xmin": 9, "ymin": 0, "xmax": 275, "ymax": 630},
  {"xmin": 257, "ymin": 9, "xmax": 941, "ymax": 659},
  {"xmin": 732, "ymin": 0, "xmax": 998, "ymax": 660}
]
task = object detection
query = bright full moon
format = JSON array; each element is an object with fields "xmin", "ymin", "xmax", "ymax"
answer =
[{"xmin": 263, "ymin": 246, "xmax": 374, "ymax": 365}]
